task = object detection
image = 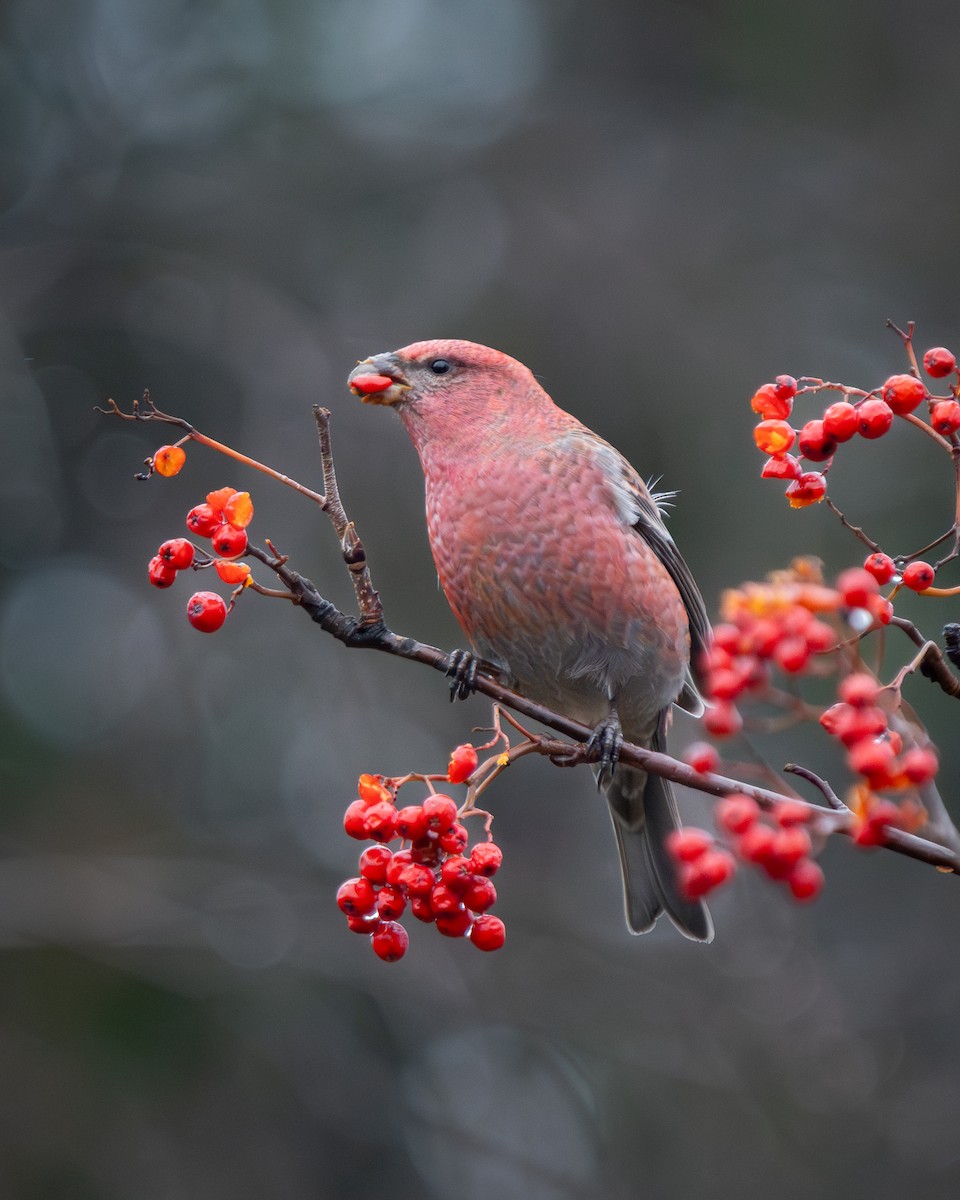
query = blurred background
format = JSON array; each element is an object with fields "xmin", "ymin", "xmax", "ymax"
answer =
[{"xmin": 3, "ymin": 0, "xmax": 960, "ymax": 1196}]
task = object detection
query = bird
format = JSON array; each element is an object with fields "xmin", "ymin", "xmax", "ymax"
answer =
[{"xmin": 349, "ymin": 339, "xmax": 713, "ymax": 941}]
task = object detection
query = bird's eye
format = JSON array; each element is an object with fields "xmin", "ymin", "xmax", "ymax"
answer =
[{"xmin": 429, "ymin": 358, "xmax": 452, "ymax": 375}]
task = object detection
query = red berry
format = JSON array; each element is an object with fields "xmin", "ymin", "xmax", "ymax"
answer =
[
  {"xmin": 385, "ymin": 849, "xmax": 413, "ymax": 885},
  {"xmin": 395, "ymin": 805, "xmax": 430, "ymax": 841},
  {"xmin": 787, "ymin": 859, "xmax": 824, "ymax": 902},
  {"xmin": 469, "ymin": 913, "xmax": 506, "ymax": 951},
  {"xmin": 371, "ymin": 920, "xmax": 409, "ymax": 961},
  {"xmin": 398, "ymin": 863, "xmax": 435, "ymax": 896},
  {"xmin": 410, "ymin": 835, "xmax": 442, "ymax": 866},
  {"xmin": 772, "ymin": 800, "xmax": 811, "ymax": 827},
  {"xmin": 847, "ymin": 738, "xmax": 896, "ymax": 786},
  {"xmin": 435, "ymin": 908, "xmax": 472, "ymax": 938},
  {"xmin": 765, "ymin": 827, "xmax": 812, "ymax": 878},
  {"xmin": 785, "ymin": 471, "xmax": 827, "ymax": 508},
  {"xmin": 158, "ymin": 538, "xmax": 195, "ymax": 570},
  {"xmin": 438, "ymin": 823, "xmax": 470, "ymax": 854},
  {"xmin": 336, "ymin": 877, "xmax": 376, "ymax": 917},
  {"xmin": 447, "ymin": 743, "xmax": 479, "ymax": 784},
  {"xmin": 857, "ymin": 398, "xmax": 894, "ymax": 438},
  {"xmin": 350, "ymin": 373, "xmax": 396, "ymax": 395},
  {"xmin": 343, "ymin": 799, "xmax": 371, "ymax": 840},
  {"xmin": 754, "ymin": 420, "xmax": 796, "ymax": 456},
  {"xmin": 364, "ymin": 800, "xmax": 398, "ymax": 843},
  {"xmin": 211, "ymin": 523, "xmax": 248, "ymax": 559},
  {"xmin": 186, "ymin": 591, "xmax": 227, "ymax": 633},
  {"xmin": 836, "ymin": 706, "xmax": 888, "ymax": 748},
  {"xmin": 931, "ymin": 400, "xmax": 960, "ymax": 436},
  {"xmin": 869, "ymin": 595, "xmax": 895, "ymax": 625},
  {"xmin": 901, "ymin": 746, "xmax": 938, "ymax": 784},
  {"xmin": 463, "ymin": 877, "xmax": 497, "ymax": 913},
  {"xmin": 148, "ymin": 555, "xmax": 178, "ymax": 588},
  {"xmin": 186, "ymin": 503, "xmax": 221, "ymax": 537},
  {"xmin": 429, "ymin": 883, "xmax": 463, "ymax": 915},
  {"xmin": 703, "ymin": 701, "xmax": 743, "ymax": 738},
  {"xmin": 751, "ymin": 383, "xmax": 793, "ymax": 420},
  {"xmin": 715, "ymin": 793, "xmax": 760, "ymax": 835},
  {"xmin": 853, "ymin": 800, "xmax": 904, "ymax": 847},
  {"xmin": 805, "ymin": 619, "xmax": 836, "ymax": 653},
  {"xmin": 666, "ymin": 827, "xmax": 712, "ymax": 863},
  {"xmin": 685, "ymin": 742, "xmax": 720, "ymax": 774},
  {"xmin": 837, "ymin": 568, "xmax": 879, "ymax": 609},
  {"xmin": 902, "ymin": 561, "xmax": 935, "ymax": 592},
  {"xmin": 376, "ymin": 885, "xmax": 407, "ymax": 920},
  {"xmin": 359, "ymin": 844, "xmax": 392, "ymax": 883},
  {"xmin": 738, "ymin": 823, "xmax": 777, "ymax": 865},
  {"xmin": 838, "ymin": 672, "xmax": 881, "ymax": 708},
  {"xmin": 346, "ymin": 912, "xmax": 381, "ymax": 934},
  {"xmin": 761, "ymin": 454, "xmax": 803, "ymax": 480},
  {"xmin": 440, "ymin": 856, "xmax": 475, "ymax": 893},
  {"xmin": 822, "ymin": 401, "xmax": 859, "ymax": 443},
  {"xmin": 153, "ymin": 444, "xmax": 187, "ymax": 477},
  {"xmin": 707, "ymin": 667, "xmax": 747, "ymax": 701},
  {"xmin": 797, "ymin": 419, "xmax": 837, "ymax": 462},
  {"xmin": 881, "ymin": 373, "xmax": 927, "ymax": 415},
  {"xmin": 422, "ymin": 793, "xmax": 458, "ymax": 831},
  {"xmin": 923, "ymin": 347, "xmax": 957, "ymax": 378},
  {"xmin": 410, "ymin": 895, "xmax": 436, "ymax": 922},
  {"xmin": 680, "ymin": 849, "xmax": 735, "ymax": 899},
  {"xmin": 863, "ymin": 552, "xmax": 896, "ymax": 584},
  {"xmin": 774, "ymin": 375, "xmax": 798, "ymax": 401},
  {"xmin": 469, "ymin": 842, "xmax": 503, "ymax": 877},
  {"xmin": 774, "ymin": 635, "xmax": 810, "ymax": 674}
]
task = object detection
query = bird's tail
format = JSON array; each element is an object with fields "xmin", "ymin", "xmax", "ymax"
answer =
[{"xmin": 606, "ymin": 724, "xmax": 714, "ymax": 942}]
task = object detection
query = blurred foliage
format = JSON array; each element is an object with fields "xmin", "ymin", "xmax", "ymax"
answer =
[{"xmin": 2, "ymin": 0, "xmax": 960, "ymax": 1196}]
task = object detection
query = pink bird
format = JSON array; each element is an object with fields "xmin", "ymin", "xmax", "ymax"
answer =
[{"xmin": 349, "ymin": 339, "xmax": 713, "ymax": 940}]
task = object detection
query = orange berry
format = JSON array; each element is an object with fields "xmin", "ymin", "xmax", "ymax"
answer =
[
  {"xmin": 223, "ymin": 491, "xmax": 254, "ymax": 529},
  {"xmin": 153, "ymin": 445, "xmax": 186, "ymax": 477},
  {"xmin": 214, "ymin": 559, "xmax": 251, "ymax": 585},
  {"xmin": 754, "ymin": 420, "xmax": 796, "ymax": 455},
  {"xmin": 206, "ymin": 486, "xmax": 238, "ymax": 512},
  {"xmin": 785, "ymin": 471, "xmax": 826, "ymax": 508}
]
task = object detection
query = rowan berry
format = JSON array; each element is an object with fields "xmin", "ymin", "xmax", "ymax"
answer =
[
  {"xmin": 186, "ymin": 591, "xmax": 227, "ymax": 632},
  {"xmin": 364, "ymin": 800, "xmax": 398, "ymax": 843},
  {"xmin": 863, "ymin": 552, "xmax": 896, "ymax": 584},
  {"xmin": 435, "ymin": 908, "xmax": 472, "ymax": 938},
  {"xmin": 882, "ymin": 374, "xmax": 927, "ymax": 415},
  {"xmin": 774, "ymin": 636, "xmax": 810, "ymax": 674},
  {"xmin": 901, "ymin": 746, "xmax": 938, "ymax": 784},
  {"xmin": 754, "ymin": 420, "xmax": 796, "ymax": 455},
  {"xmin": 857, "ymin": 398, "xmax": 894, "ymax": 438},
  {"xmin": 786, "ymin": 859, "xmax": 824, "ymax": 902},
  {"xmin": 869, "ymin": 595, "xmax": 895, "ymax": 625},
  {"xmin": 738, "ymin": 823, "xmax": 777, "ymax": 865},
  {"xmin": 785, "ymin": 471, "xmax": 826, "ymax": 508},
  {"xmin": 685, "ymin": 742, "xmax": 720, "ymax": 774},
  {"xmin": 837, "ymin": 568, "xmax": 879, "ymax": 609},
  {"xmin": 186, "ymin": 503, "xmax": 221, "ymax": 537},
  {"xmin": 158, "ymin": 538, "xmax": 195, "ymax": 570},
  {"xmin": 707, "ymin": 668, "xmax": 747, "ymax": 700},
  {"xmin": 211, "ymin": 523, "xmax": 248, "ymax": 559},
  {"xmin": 774, "ymin": 375, "xmax": 798, "ymax": 401},
  {"xmin": 430, "ymin": 883, "xmax": 463, "ymax": 915},
  {"xmin": 399, "ymin": 862, "xmax": 435, "ymax": 896},
  {"xmin": 148, "ymin": 556, "xmax": 177, "ymax": 588},
  {"xmin": 358, "ymin": 774, "xmax": 392, "ymax": 805},
  {"xmin": 343, "ymin": 799, "xmax": 371, "ymax": 839},
  {"xmin": 838, "ymin": 673, "xmax": 881, "ymax": 707},
  {"xmin": 410, "ymin": 895, "xmax": 436, "ymax": 922},
  {"xmin": 376, "ymin": 886, "xmax": 407, "ymax": 920},
  {"xmin": 206, "ymin": 487, "xmax": 237, "ymax": 512},
  {"xmin": 371, "ymin": 920, "xmax": 409, "ymax": 961},
  {"xmin": 153, "ymin": 445, "xmax": 186, "ymax": 477},
  {"xmin": 853, "ymin": 800, "xmax": 902, "ymax": 847},
  {"xmin": 346, "ymin": 912, "xmax": 381, "ymax": 934},
  {"xmin": 822, "ymin": 401, "xmax": 859, "ymax": 443},
  {"xmin": 666, "ymin": 827, "xmax": 712, "ymax": 863},
  {"xmin": 680, "ymin": 849, "xmax": 735, "ymax": 899},
  {"xmin": 463, "ymin": 877, "xmax": 497, "ymax": 913},
  {"xmin": 385, "ymin": 849, "xmax": 414, "ymax": 885},
  {"xmin": 772, "ymin": 800, "xmax": 811, "ymax": 827},
  {"xmin": 336, "ymin": 877, "xmax": 376, "ymax": 917},
  {"xmin": 805, "ymin": 619, "xmax": 836, "ymax": 653},
  {"xmin": 440, "ymin": 855, "xmax": 475, "ymax": 892},
  {"xmin": 931, "ymin": 400, "xmax": 960, "ymax": 436},
  {"xmin": 410, "ymin": 835, "xmax": 442, "ymax": 866},
  {"xmin": 797, "ymin": 420, "xmax": 837, "ymax": 462},
  {"xmin": 902, "ymin": 561, "xmax": 935, "ymax": 592},
  {"xmin": 715, "ymin": 794, "xmax": 760, "ymax": 835},
  {"xmin": 469, "ymin": 842, "xmax": 503, "ymax": 877},
  {"xmin": 923, "ymin": 347, "xmax": 957, "ymax": 378},
  {"xmin": 422, "ymin": 794, "xmax": 458, "ymax": 831},
  {"xmin": 847, "ymin": 738, "xmax": 896, "ymax": 786},
  {"xmin": 223, "ymin": 491, "xmax": 254, "ymax": 529},
  {"xmin": 395, "ymin": 805, "xmax": 430, "ymax": 841},
  {"xmin": 703, "ymin": 701, "xmax": 743, "ymax": 737},
  {"xmin": 350, "ymin": 373, "xmax": 396, "ymax": 395},
  {"xmin": 751, "ymin": 383, "xmax": 793, "ymax": 420},
  {"xmin": 761, "ymin": 454, "xmax": 803, "ymax": 480},
  {"xmin": 359, "ymin": 844, "xmax": 392, "ymax": 883},
  {"xmin": 438, "ymin": 823, "xmax": 470, "ymax": 854},
  {"xmin": 447, "ymin": 743, "xmax": 479, "ymax": 784},
  {"xmin": 214, "ymin": 560, "xmax": 251, "ymax": 585},
  {"xmin": 765, "ymin": 827, "xmax": 812, "ymax": 878},
  {"xmin": 470, "ymin": 914, "xmax": 506, "ymax": 951}
]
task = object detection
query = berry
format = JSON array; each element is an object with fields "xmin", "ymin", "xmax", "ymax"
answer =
[
  {"xmin": 881, "ymin": 374, "xmax": 926, "ymax": 415},
  {"xmin": 715, "ymin": 793, "xmax": 760, "ymax": 835},
  {"xmin": 787, "ymin": 859, "xmax": 824, "ymax": 902},
  {"xmin": 785, "ymin": 471, "xmax": 826, "ymax": 508},
  {"xmin": 376, "ymin": 886, "xmax": 407, "ymax": 920},
  {"xmin": 761, "ymin": 454, "xmax": 803, "ymax": 481},
  {"xmin": 774, "ymin": 375, "xmax": 798, "ymax": 401},
  {"xmin": 186, "ymin": 591, "xmax": 227, "ymax": 632},
  {"xmin": 923, "ymin": 347, "xmax": 957, "ymax": 378},
  {"xmin": 447, "ymin": 743, "xmax": 479, "ymax": 784},
  {"xmin": 440, "ymin": 855, "xmax": 475, "ymax": 893},
  {"xmin": 684, "ymin": 742, "xmax": 720, "ymax": 774},
  {"xmin": 838, "ymin": 672, "xmax": 880, "ymax": 707},
  {"xmin": 853, "ymin": 800, "xmax": 903, "ymax": 847},
  {"xmin": 931, "ymin": 400, "xmax": 960, "ymax": 436},
  {"xmin": 385, "ymin": 849, "xmax": 414, "ymax": 886},
  {"xmin": 703, "ymin": 701, "xmax": 743, "ymax": 737},
  {"xmin": 438, "ymin": 823, "xmax": 470, "ymax": 854},
  {"xmin": 772, "ymin": 800, "xmax": 811, "ymax": 827},
  {"xmin": 754, "ymin": 420, "xmax": 796, "ymax": 456},
  {"xmin": 469, "ymin": 914, "xmax": 506, "ymax": 951},
  {"xmin": 395, "ymin": 805, "xmax": 430, "ymax": 841},
  {"xmin": 343, "ymin": 799, "xmax": 370, "ymax": 840},
  {"xmin": 822, "ymin": 401, "xmax": 859, "ymax": 443},
  {"xmin": 336, "ymin": 877, "xmax": 376, "ymax": 917},
  {"xmin": 435, "ymin": 908, "xmax": 472, "ymax": 938},
  {"xmin": 901, "ymin": 746, "xmax": 938, "ymax": 784},
  {"xmin": 666, "ymin": 827, "xmax": 712, "ymax": 863},
  {"xmin": 410, "ymin": 895, "xmax": 436, "ymax": 922},
  {"xmin": 206, "ymin": 487, "xmax": 237, "ymax": 512},
  {"xmin": 346, "ymin": 913, "xmax": 381, "ymax": 934},
  {"xmin": 430, "ymin": 883, "xmax": 463, "ymax": 914},
  {"xmin": 797, "ymin": 419, "xmax": 837, "ymax": 462},
  {"xmin": 847, "ymin": 738, "xmax": 896, "ymax": 787},
  {"xmin": 765, "ymin": 827, "xmax": 812, "ymax": 878},
  {"xmin": 350, "ymin": 373, "xmax": 396, "ymax": 395},
  {"xmin": 148, "ymin": 556, "xmax": 177, "ymax": 588},
  {"xmin": 857, "ymin": 398, "xmax": 894, "ymax": 439},
  {"xmin": 358, "ymin": 774, "xmax": 392, "ymax": 805},
  {"xmin": 215, "ymin": 559, "xmax": 251, "ymax": 585},
  {"xmin": 153, "ymin": 445, "xmax": 186, "ymax": 477},
  {"xmin": 398, "ymin": 862, "xmax": 435, "ymax": 896},
  {"xmin": 751, "ymin": 383, "xmax": 793, "ymax": 421},
  {"xmin": 371, "ymin": 920, "xmax": 409, "ymax": 961},
  {"xmin": 158, "ymin": 538, "xmax": 195, "ymax": 570},
  {"xmin": 837, "ymin": 568, "xmax": 878, "ymax": 610},
  {"xmin": 422, "ymin": 794, "xmax": 458, "ymax": 831},
  {"xmin": 359, "ymin": 845, "xmax": 392, "ymax": 884},
  {"xmin": 774, "ymin": 635, "xmax": 810, "ymax": 674},
  {"xmin": 738, "ymin": 823, "xmax": 777, "ymax": 865},
  {"xmin": 707, "ymin": 667, "xmax": 747, "ymax": 701},
  {"xmin": 469, "ymin": 842, "xmax": 503, "ymax": 877},
  {"xmin": 186, "ymin": 503, "xmax": 221, "ymax": 537},
  {"xmin": 902, "ymin": 561, "xmax": 935, "ymax": 592},
  {"xmin": 680, "ymin": 849, "xmax": 735, "ymax": 899},
  {"xmin": 863, "ymin": 552, "xmax": 896, "ymax": 584},
  {"xmin": 463, "ymin": 877, "xmax": 497, "ymax": 913},
  {"xmin": 211, "ymin": 523, "xmax": 248, "ymax": 559},
  {"xmin": 363, "ymin": 800, "xmax": 398, "ymax": 843},
  {"xmin": 223, "ymin": 491, "xmax": 254, "ymax": 529}
]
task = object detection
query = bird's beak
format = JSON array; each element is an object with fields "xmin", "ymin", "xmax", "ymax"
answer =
[{"xmin": 348, "ymin": 354, "xmax": 411, "ymax": 406}]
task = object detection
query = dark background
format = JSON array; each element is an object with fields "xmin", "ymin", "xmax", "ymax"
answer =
[{"xmin": 2, "ymin": 1, "xmax": 960, "ymax": 1197}]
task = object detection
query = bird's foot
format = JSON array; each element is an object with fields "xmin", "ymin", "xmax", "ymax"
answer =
[
  {"xmin": 587, "ymin": 713, "xmax": 623, "ymax": 789},
  {"xmin": 444, "ymin": 648, "xmax": 482, "ymax": 702}
]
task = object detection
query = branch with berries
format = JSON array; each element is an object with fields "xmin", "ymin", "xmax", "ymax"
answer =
[{"xmin": 101, "ymin": 324, "xmax": 960, "ymax": 958}]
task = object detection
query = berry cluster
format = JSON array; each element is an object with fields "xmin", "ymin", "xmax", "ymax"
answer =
[
  {"xmin": 338, "ymin": 751, "xmax": 507, "ymax": 962},
  {"xmin": 751, "ymin": 344, "xmax": 960, "ymax": 511}
]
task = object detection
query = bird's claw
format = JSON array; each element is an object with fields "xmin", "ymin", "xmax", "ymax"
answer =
[
  {"xmin": 445, "ymin": 648, "xmax": 481, "ymax": 702},
  {"xmin": 588, "ymin": 714, "xmax": 623, "ymax": 789}
]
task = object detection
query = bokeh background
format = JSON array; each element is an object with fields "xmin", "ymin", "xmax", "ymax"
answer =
[{"xmin": 3, "ymin": 1, "xmax": 960, "ymax": 1196}]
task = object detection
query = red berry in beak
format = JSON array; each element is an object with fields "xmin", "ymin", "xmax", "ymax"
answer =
[{"xmin": 350, "ymin": 373, "xmax": 395, "ymax": 396}]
